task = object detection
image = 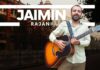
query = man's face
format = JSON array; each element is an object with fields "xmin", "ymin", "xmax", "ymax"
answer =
[{"xmin": 71, "ymin": 6, "xmax": 82, "ymax": 21}]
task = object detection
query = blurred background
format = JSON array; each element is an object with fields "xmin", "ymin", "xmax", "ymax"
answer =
[{"xmin": 0, "ymin": 0, "xmax": 100, "ymax": 70}]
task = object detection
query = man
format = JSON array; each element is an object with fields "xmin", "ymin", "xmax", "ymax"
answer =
[{"xmin": 49, "ymin": 5, "xmax": 91, "ymax": 70}]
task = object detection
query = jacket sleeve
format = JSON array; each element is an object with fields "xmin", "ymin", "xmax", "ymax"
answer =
[
  {"xmin": 79, "ymin": 26, "xmax": 91, "ymax": 47},
  {"xmin": 49, "ymin": 22, "xmax": 65, "ymax": 42}
]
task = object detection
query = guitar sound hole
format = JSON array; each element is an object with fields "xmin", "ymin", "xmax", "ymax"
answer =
[{"xmin": 56, "ymin": 51, "xmax": 62, "ymax": 58}]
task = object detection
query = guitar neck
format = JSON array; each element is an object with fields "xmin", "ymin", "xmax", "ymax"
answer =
[{"xmin": 76, "ymin": 28, "xmax": 93, "ymax": 40}]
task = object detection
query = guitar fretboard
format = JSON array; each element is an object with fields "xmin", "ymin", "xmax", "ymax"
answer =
[{"xmin": 76, "ymin": 28, "xmax": 93, "ymax": 40}]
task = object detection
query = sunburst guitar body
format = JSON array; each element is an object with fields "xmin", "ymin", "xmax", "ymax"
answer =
[{"xmin": 45, "ymin": 35, "xmax": 75, "ymax": 68}]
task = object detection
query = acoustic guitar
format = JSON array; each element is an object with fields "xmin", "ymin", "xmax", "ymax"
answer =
[{"xmin": 45, "ymin": 25, "xmax": 100, "ymax": 68}]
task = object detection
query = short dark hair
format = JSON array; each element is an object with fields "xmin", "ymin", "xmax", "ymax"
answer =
[{"xmin": 71, "ymin": 5, "xmax": 83, "ymax": 12}]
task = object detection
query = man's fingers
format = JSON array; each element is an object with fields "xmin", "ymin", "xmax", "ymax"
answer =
[
  {"xmin": 54, "ymin": 40, "xmax": 66, "ymax": 50},
  {"xmin": 57, "ymin": 43, "xmax": 64, "ymax": 50},
  {"xmin": 71, "ymin": 38, "xmax": 80, "ymax": 45}
]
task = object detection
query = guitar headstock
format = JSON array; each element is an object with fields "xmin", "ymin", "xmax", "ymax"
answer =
[{"xmin": 92, "ymin": 25, "xmax": 100, "ymax": 32}]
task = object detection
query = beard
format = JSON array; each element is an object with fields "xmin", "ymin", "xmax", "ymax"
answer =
[{"xmin": 72, "ymin": 15, "xmax": 81, "ymax": 21}]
